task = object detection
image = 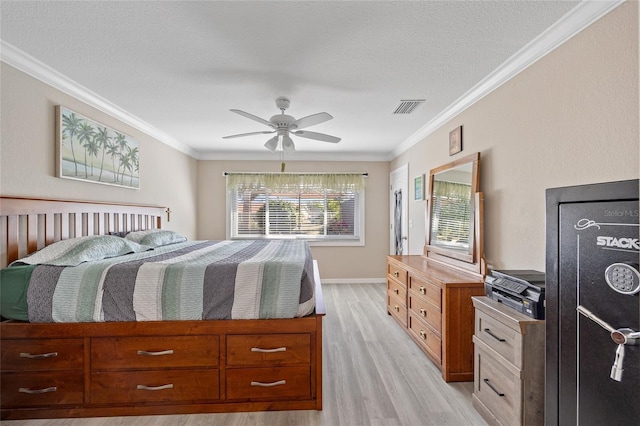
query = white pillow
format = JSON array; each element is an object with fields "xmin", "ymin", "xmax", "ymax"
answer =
[
  {"xmin": 12, "ymin": 235, "xmax": 152, "ymax": 266},
  {"xmin": 125, "ymin": 229, "xmax": 187, "ymax": 248}
]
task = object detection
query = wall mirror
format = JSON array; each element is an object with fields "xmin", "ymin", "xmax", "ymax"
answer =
[{"xmin": 425, "ymin": 152, "xmax": 484, "ymax": 275}]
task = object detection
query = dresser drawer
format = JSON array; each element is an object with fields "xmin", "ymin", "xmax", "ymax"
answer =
[
  {"xmin": 388, "ymin": 292, "xmax": 407, "ymax": 326},
  {"xmin": 0, "ymin": 371, "xmax": 83, "ymax": 407},
  {"xmin": 1, "ymin": 339, "xmax": 83, "ymax": 371},
  {"xmin": 387, "ymin": 278, "xmax": 407, "ymax": 301},
  {"xmin": 408, "ymin": 293, "xmax": 441, "ymax": 334},
  {"xmin": 475, "ymin": 309, "xmax": 522, "ymax": 368},
  {"xmin": 387, "ymin": 262, "xmax": 408, "ymax": 286},
  {"xmin": 408, "ymin": 314, "xmax": 441, "ymax": 364},
  {"xmin": 226, "ymin": 366, "xmax": 310, "ymax": 400},
  {"xmin": 474, "ymin": 341, "xmax": 521, "ymax": 426},
  {"xmin": 226, "ymin": 334, "xmax": 310, "ymax": 366},
  {"xmin": 92, "ymin": 335, "xmax": 219, "ymax": 370},
  {"xmin": 91, "ymin": 369, "xmax": 219, "ymax": 403},
  {"xmin": 408, "ymin": 275, "xmax": 441, "ymax": 309}
]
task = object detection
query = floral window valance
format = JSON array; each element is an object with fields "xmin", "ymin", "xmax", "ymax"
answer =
[
  {"xmin": 432, "ymin": 180, "xmax": 472, "ymax": 201},
  {"xmin": 225, "ymin": 172, "xmax": 367, "ymax": 193}
]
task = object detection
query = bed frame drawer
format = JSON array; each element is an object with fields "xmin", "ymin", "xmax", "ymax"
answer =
[
  {"xmin": 226, "ymin": 334, "xmax": 310, "ymax": 366},
  {"xmin": 91, "ymin": 369, "xmax": 220, "ymax": 404},
  {"xmin": 1, "ymin": 339, "xmax": 84, "ymax": 371},
  {"xmin": 226, "ymin": 366, "xmax": 310, "ymax": 400},
  {"xmin": 0, "ymin": 371, "xmax": 84, "ymax": 407},
  {"xmin": 91, "ymin": 335, "xmax": 220, "ymax": 370}
]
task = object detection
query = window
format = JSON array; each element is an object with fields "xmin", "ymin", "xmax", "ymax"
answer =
[
  {"xmin": 430, "ymin": 180, "xmax": 471, "ymax": 250},
  {"xmin": 226, "ymin": 173, "xmax": 365, "ymax": 245}
]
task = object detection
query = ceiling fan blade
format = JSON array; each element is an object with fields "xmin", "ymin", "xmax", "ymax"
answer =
[
  {"xmin": 230, "ymin": 109, "xmax": 275, "ymax": 127},
  {"xmin": 293, "ymin": 130, "xmax": 341, "ymax": 143},
  {"xmin": 291, "ymin": 112, "xmax": 333, "ymax": 130},
  {"xmin": 222, "ymin": 130, "xmax": 274, "ymax": 139}
]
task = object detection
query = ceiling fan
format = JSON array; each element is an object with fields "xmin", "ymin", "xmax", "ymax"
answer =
[{"xmin": 222, "ymin": 96, "xmax": 341, "ymax": 152}]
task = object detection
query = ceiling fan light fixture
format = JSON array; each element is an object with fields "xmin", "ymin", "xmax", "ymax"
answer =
[
  {"xmin": 282, "ymin": 135, "xmax": 295, "ymax": 152},
  {"xmin": 264, "ymin": 136, "xmax": 279, "ymax": 152}
]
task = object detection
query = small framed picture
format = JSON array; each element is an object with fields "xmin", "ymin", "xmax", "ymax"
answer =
[
  {"xmin": 414, "ymin": 175, "xmax": 424, "ymax": 201},
  {"xmin": 449, "ymin": 125, "xmax": 463, "ymax": 156}
]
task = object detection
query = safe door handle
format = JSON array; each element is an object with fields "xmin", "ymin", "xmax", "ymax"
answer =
[
  {"xmin": 483, "ymin": 328, "xmax": 506, "ymax": 342},
  {"xmin": 576, "ymin": 306, "xmax": 615, "ymax": 333}
]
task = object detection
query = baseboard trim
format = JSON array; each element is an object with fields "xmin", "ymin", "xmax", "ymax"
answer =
[{"xmin": 321, "ymin": 278, "xmax": 386, "ymax": 285}]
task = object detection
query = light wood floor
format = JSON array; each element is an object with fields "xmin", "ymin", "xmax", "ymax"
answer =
[{"xmin": 4, "ymin": 283, "xmax": 487, "ymax": 426}]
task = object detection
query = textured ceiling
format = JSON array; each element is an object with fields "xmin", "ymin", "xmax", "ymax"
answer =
[{"xmin": 1, "ymin": 1, "xmax": 591, "ymax": 160}]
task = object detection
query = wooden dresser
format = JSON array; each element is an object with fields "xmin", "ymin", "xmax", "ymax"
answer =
[
  {"xmin": 387, "ymin": 255, "xmax": 485, "ymax": 382},
  {"xmin": 471, "ymin": 296, "xmax": 544, "ymax": 426}
]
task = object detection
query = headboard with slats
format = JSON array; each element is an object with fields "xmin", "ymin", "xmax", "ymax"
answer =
[{"xmin": 0, "ymin": 197, "xmax": 166, "ymax": 268}]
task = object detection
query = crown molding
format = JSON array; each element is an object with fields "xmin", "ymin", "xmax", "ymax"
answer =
[
  {"xmin": 1, "ymin": 40, "xmax": 200, "ymax": 159},
  {"xmin": 197, "ymin": 150, "xmax": 389, "ymax": 162},
  {"xmin": 389, "ymin": 0, "xmax": 625, "ymax": 160}
]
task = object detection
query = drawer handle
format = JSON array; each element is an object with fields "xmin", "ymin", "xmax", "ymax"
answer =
[
  {"xmin": 419, "ymin": 330, "xmax": 427, "ymax": 340},
  {"xmin": 137, "ymin": 350, "xmax": 174, "ymax": 356},
  {"xmin": 419, "ymin": 308, "xmax": 427, "ymax": 317},
  {"xmin": 483, "ymin": 378, "xmax": 505, "ymax": 397},
  {"xmin": 251, "ymin": 380, "xmax": 286, "ymax": 387},
  {"xmin": 251, "ymin": 347, "xmax": 287, "ymax": 353},
  {"xmin": 394, "ymin": 305, "xmax": 400, "ymax": 312},
  {"xmin": 19, "ymin": 386, "xmax": 57, "ymax": 394},
  {"xmin": 419, "ymin": 286, "xmax": 426, "ymax": 295},
  {"xmin": 19, "ymin": 352, "xmax": 58, "ymax": 359},
  {"xmin": 483, "ymin": 328, "xmax": 506, "ymax": 342},
  {"xmin": 137, "ymin": 384, "xmax": 174, "ymax": 391},
  {"xmin": 393, "ymin": 288, "xmax": 399, "ymax": 295},
  {"xmin": 394, "ymin": 271, "xmax": 399, "ymax": 278}
]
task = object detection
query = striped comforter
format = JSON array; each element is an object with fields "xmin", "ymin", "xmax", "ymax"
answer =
[{"xmin": 26, "ymin": 240, "xmax": 316, "ymax": 322}]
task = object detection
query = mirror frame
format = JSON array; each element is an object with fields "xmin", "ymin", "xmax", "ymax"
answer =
[{"xmin": 424, "ymin": 152, "xmax": 485, "ymax": 275}]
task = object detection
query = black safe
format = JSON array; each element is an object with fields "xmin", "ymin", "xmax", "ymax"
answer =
[{"xmin": 546, "ymin": 179, "xmax": 639, "ymax": 425}]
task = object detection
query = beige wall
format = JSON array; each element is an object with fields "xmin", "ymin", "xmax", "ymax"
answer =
[
  {"xmin": 391, "ymin": 2, "xmax": 639, "ymax": 271},
  {"xmin": 0, "ymin": 63, "xmax": 198, "ymax": 238},
  {"xmin": 197, "ymin": 160, "xmax": 389, "ymax": 280}
]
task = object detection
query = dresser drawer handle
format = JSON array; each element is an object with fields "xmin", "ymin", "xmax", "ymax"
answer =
[
  {"xmin": 251, "ymin": 347, "xmax": 287, "ymax": 353},
  {"xmin": 394, "ymin": 271, "xmax": 399, "ymax": 278},
  {"xmin": 419, "ymin": 308, "xmax": 427, "ymax": 317},
  {"xmin": 137, "ymin": 350, "xmax": 174, "ymax": 356},
  {"xmin": 19, "ymin": 386, "xmax": 57, "ymax": 394},
  {"xmin": 137, "ymin": 384, "xmax": 174, "ymax": 391},
  {"xmin": 483, "ymin": 378, "xmax": 505, "ymax": 397},
  {"xmin": 419, "ymin": 286, "xmax": 426, "ymax": 295},
  {"xmin": 393, "ymin": 288, "xmax": 399, "ymax": 295},
  {"xmin": 394, "ymin": 305, "xmax": 400, "ymax": 312},
  {"xmin": 251, "ymin": 380, "xmax": 286, "ymax": 387},
  {"xmin": 419, "ymin": 330, "xmax": 427, "ymax": 340},
  {"xmin": 19, "ymin": 352, "xmax": 58, "ymax": 359},
  {"xmin": 483, "ymin": 328, "xmax": 506, "ymax": 342}
]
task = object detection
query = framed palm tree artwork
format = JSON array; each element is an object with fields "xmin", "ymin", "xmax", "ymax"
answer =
[{"xmin": 56, "ymin": 106, "xmax": 139, "ymax": 189}]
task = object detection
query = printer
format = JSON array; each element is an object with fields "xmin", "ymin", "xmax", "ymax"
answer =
[{"xmin": 484, "ymin": 269, "xmax": 546, "ymax": 319}]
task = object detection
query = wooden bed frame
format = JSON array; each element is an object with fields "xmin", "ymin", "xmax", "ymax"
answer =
[{"xmin": 0, "ymin": 197, "xmax": 325, "ymax": 420}]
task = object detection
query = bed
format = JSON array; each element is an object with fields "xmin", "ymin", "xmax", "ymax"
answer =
[{"xmin": 0, "ymin": 197, "xmax": 325, "ymax": 420}]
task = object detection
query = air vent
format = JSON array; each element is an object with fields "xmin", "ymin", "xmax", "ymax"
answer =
[{"xmin": 393, "ymin": 99, "xmax": 425, "ymax": 114}]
